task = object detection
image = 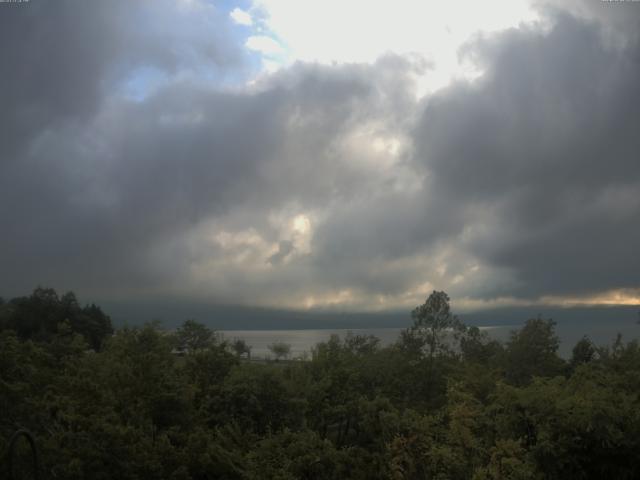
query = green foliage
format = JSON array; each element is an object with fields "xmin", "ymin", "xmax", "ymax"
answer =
[
  {"xmin": 207, "ymin": 364, "xmax": 306, "ymax": 435},
  {"xmin": 570, "ymin": 335, "xmax": 597, "ymax": 370},
  {"xmin": 246, "ymin": 430, "xmax": 350, "ymax": 480},
  {"xmin": 472, "ymin": 439, "xmax": 541, "ymax": 480},
  {"xmin": 174, "ymin": 319, "xmax": 217, "ymax": 354},
  {"xmin": 504, "ymin": 317, "xmax": 566, "ymax": 385},
  {"xmin": 2, "ymin": 288, "xmax": 640, "ymax": 479},
  {"xmin": 0, "ymin": 287, "xmax": 113, "ymax": 350},
  {"xmin": 460, "ymin": 326, "xmax": 504, "ymax": 365},
  {"xmin": 408, "ymin": 290, "xmax": 466, "ymax": 360}
]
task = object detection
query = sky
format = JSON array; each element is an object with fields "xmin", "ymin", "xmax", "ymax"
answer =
[{"xmin": 1, "ymin": 0, "xmax": 640, "ymax": 322}]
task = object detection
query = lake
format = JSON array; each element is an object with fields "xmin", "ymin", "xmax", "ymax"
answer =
[{"xmin": 221, "ymin": 318, "xmax": 640, "ymax": 359}]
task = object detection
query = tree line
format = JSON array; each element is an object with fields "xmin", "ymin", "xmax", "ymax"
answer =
[{"xmin": 1, "ymin": 288, "xmax": 639, "ymax": 479}]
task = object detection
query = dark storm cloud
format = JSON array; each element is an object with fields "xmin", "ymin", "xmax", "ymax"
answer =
[
  {"xmin": 0, "ymin": 0, "xmax": 242, "ymax": 159},
  {"xmin": 0, "ymin": 4, "xmax": 420, "ymax": 300},
  {"xmin": 536, "ymin": 0, "xmax": 640, "ymax": 44},
  {"xmin": 1, "ymin": 0, "xmax": 639, "ymax": 308},
  {"xmin": 0, "ymin": 0, "xmax": 250, "ymax": 295},
  {"xmin": 415, "ymin": 10, "xmax": 640, "ymax": 298}
]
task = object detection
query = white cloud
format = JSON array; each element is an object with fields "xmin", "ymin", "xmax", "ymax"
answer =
[
  {"xmin": 246, "ymin": 35, "xmax": 285, "ymax": 55},
  {"xmin": 230, "ymin": 7, "xmax": 253, "ymax": 26}
]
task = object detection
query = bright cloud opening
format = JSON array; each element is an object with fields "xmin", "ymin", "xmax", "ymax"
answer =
[{"xmin": 250, "ymin": 0, "xmax": 540, "ymax": 93}]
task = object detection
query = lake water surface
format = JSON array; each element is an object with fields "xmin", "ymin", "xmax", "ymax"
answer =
[{"xmin": 222, "ymin": 319, "xmax": 640, "ymax": 359}]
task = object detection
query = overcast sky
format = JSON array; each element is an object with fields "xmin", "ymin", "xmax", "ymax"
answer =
[{"xmin": 1, "ymin": 0, "xmax": 639, "ymax": 315}]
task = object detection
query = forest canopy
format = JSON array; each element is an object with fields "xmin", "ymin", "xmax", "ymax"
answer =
[{"xmin": 1, "ymin": 288, "xmax": 640, "ymax": 479}]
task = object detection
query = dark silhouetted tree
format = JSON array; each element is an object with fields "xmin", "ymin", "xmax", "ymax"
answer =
[
  {"xmin": 408, "ymin": 290, "xmax": 466, "ymax": 360},
  {"xmin": 174, "ymin": 319, "xmax": 215, "ymax": 354},
  {"xmin": 504, "ymin": 318, "xmax": 565, "ymax": 385},
  {"xmin": 268, "ymin": 341, "xmax": 291, "ymax": 361},
  {"xmin": 232, "ymin": 338, "xmax": 252, "ymax": 359}
]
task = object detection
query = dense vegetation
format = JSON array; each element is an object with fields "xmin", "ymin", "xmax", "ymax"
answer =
[{"xmin": 2, "ymin": 288, "xmax": 640, "ymax": 479}]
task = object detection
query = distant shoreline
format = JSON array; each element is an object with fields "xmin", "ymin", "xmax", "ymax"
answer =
[{"xmin": 218, "ymin": 320, "xmax": 639, "ymax": 360}]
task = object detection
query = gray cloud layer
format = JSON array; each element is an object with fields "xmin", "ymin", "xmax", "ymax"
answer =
[
  {"xmin": 417, "ymin": 11, "xmax": 640, "ymax": 298},
  {"xmin": 1, "ymin": 1, "xmax": 639, "ymax": 310}
]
